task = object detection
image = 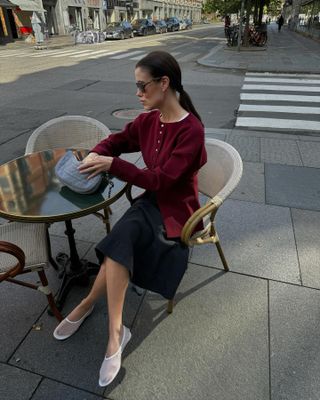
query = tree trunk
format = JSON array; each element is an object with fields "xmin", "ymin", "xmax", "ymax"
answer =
[
  {"xmin": 258, "ymin": 0, "xmax": 265, "ymax": 26},
  {"xmin": 243, "ymin": 0, "xmax": 252, "ymax": 46}
]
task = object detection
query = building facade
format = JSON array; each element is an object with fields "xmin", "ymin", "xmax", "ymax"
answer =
[
  {"xmin": 0, "ymin": 0, "xmax": 18, "ymax": 44},
  {"xmin": 1, "ymin": 0, "xmax": 202, "ymax": 39},
  {"xmin": 283, "ymin": 0, "xmax": 320, "ymax": 39}
]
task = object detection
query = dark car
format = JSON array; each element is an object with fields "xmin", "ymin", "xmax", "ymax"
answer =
[
  {"xmin": 105, "ymin": 21, "xmax": 133, "ymax": 39},
  {"xmin": 154, "ymin": 20, "xmax": 167, "ymax": 34},
  {"xmin": 184, "ymin": 18, "xmax": 192, "ymax": 29},
  {"xmin": 165, "ymin": 17, "xmax": 180, "ymax": 32},
  {"xmin": 132, "ymin": 19, "xmax": 156, "ymax": 36}
]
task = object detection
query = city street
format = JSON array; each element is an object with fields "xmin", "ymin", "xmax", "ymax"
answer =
[
  {"xmin": 0, "ymin": 24, "xmax": 244, "ymax": 163},
  {"xmin": 1, "ymin": 21, "xmax": 320, "ymax": 400}
]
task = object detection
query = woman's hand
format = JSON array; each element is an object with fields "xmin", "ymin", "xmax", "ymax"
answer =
[
  {"xmin": 82, "ymin": 152, "xmax": 99, "ymax": 164},
  {"xmin": 78, "ymin": 155, "xmax": 113, "ymax": 179}
]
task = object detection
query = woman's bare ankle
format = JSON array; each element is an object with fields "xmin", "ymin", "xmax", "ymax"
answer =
[
  {"xmin": 67, "ymin": 299, "xmax": 93, "ymax": 322},
  {"xmin": 106, "ymin": 326, "xmax": 122, "ymax": 357}
]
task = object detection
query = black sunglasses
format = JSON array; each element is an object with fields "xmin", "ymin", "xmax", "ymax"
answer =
[{"xmin": 135, "ymin": 77, "xmax": 162, "ymax": 93}]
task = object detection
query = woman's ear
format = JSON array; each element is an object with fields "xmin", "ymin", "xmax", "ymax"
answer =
[{"xmin": 160, "ymin": 76, "xmax": 170, "ymax": 92}]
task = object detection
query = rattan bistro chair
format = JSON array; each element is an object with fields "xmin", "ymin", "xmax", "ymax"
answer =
[
  {"xmin": 126, "ymin": 138, "xmax": 243, "ymax": 314},
  {"xmin": 25, "ymin": 115, "xmax": 113, "ymax": 233},
  {"xmin": 168, "ymin": 138, "xmax": 243, "ymax": 312},
  {"xmin": 0, "ymin": 222, "xmax": 62, "ymax": 321}
]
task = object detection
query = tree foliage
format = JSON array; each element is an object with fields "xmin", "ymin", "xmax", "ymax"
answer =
[
  {"xmin": 203, "ymin": 0, "xmax": 282, "ymax": 16},
  {"xmin": 202, "ymin": 0, "xmax": 242, "ymax": 15}
]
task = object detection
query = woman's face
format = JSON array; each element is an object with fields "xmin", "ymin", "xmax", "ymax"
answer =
[{"xmin": 134, "ymin": 67, "xmax": 165, "ymax": 110}]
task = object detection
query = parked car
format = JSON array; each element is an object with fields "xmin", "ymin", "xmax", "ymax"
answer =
[
  {"xmin": 165, "ymin": 17, "xmax": 180, "ymax": 32},
  {"xmin": 154, "ymin": 20, "xmax": 167, "ymax": 34},
  {"xmin": 184, "ymin": 18, "xmax": 193, "ymax": 29},
  {"xmin": 132, "ymin": 19, "xmax": 156, "ymax": 36},
  {"xmin": 179, "ymin": 19, "xmax": 187, "ymax": 30},
  {"xmin": 104, "ymin": 21, "xmax": 133, "ymax": 39}
]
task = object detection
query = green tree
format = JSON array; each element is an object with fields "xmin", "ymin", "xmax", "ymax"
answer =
[{"xmin": 203, "ymin": 0, "xmax": 241, "ymax": 15}]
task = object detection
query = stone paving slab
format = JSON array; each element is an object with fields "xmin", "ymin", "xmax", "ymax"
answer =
[
  {"xmin": 297, "ymin": 141, "xmax": 320, "ymax": 168},
  {"xmin": 107, "ymin": 264, "xmax": 269, "ymax": 400},
  {"xmin": 0, "ymin": 234, "xmax": 90, "ymax": 362},
  {"xmin": 270, "ymin": 281, "xmax": 320, "ymax": 400},
  {"xmin": 226, "ymin": 135, "xmax": 260, "ymax": 162},
  {"xmin": 0, "ymin": 363, "xmax": 41, "ymax": 400},
  {"xmin": 260, "ymin": 138, "xmax": 302, "ymax": 166},
  {"xmin": 265, "ymin": 163, "xmax": 320, "ymax": 211},
  {"xmin": 9, "ymin": 279, "xmax": 143, "ymax": 395},
  {"xmin": 229, "ymin": 162, "xmax": 265, "ymax": 203},
  {"xmin": 32, "ymin": 378, "xmax": 105, "ymax": 400},
  {"xmin": 291, "ymin": 208, "xmax": 320, "ymax": 289},
  {"xmin": 191, "ymin": 199, "xmax": 301, "ymax": 284}
]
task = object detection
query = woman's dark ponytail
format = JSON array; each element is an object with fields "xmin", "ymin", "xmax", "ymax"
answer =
[
  {"xmin": 136, "ymin": 51, "xmax": 202, "ymax": 123},
  {"xmin": 178, "ymin": 88, "xmax": 202, "ymax": 123}
]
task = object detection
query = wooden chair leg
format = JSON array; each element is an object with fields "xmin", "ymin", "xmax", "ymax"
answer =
[
  {"xmin": 167, "ymin": 299, "xmax": 174, "ymax": 314},
  {"xmin": 37, "ymin": 270, "xmax": 63, "ymax": 321},
  {"xmin": 215, "ymin": 241, "xmax": 229, "ymax": 272}
]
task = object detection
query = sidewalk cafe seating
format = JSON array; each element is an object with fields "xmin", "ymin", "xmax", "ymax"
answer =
[
  {"xmin": 0, "ymin": 222, "xmax": 62, "ymax": 321},
  {"xmin": 126, "ymin": 138, "xmax": 243, "ymax": 313},
  {"xmin": 25, "ymin": 115, "xmax": 113, "ymax": 233}
]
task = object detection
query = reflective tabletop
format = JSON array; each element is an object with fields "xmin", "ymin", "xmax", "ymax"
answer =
[{"xmin": 0, "ymin": 149, "xmax": 127, "ymax": 223}]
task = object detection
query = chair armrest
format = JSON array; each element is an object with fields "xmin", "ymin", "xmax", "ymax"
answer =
[
  {"xmin": 180, "ymin": 195, "xmax": 223, "ymax": 245},
  {"xmin": 0, "ymin": 241, "xmax": 25, "ymax": 281},
  {"xmin": 126, "ymin": 184, "xmax": 134, "ymax": 205}
]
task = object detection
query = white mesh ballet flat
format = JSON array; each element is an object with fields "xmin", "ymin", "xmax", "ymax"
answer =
[
  {"xmin": 98, "ymin": 325, "xmax": 132, "ymax": 387},
  {"xmin": 53, "ymin": 306, "xmax": 94, "ymax": 340}
]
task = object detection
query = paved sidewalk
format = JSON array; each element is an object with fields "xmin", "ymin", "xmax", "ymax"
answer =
[
  {"xmin": 2, "ymin": 126, "xmax": 320, "ymax": 400},
  {"xmin": 198, "ymin": 22, "xmax": 320, "ymax": 73}
]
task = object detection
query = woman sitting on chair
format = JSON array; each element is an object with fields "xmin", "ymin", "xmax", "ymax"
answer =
[{"xmin": 53, "ymin": 51, "xmax": 207, "ymax": 387}]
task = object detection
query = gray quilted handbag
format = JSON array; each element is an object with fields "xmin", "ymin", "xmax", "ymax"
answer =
[{"xmin": 55, "ymin": 150, "xmax": 103, "ymax": 194}]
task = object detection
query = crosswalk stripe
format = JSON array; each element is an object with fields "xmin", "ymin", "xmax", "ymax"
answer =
[
  {"xmin": 130, "ymin": 53, "xmax": 147, "ymax": 60},
  {"xmin": 30, "ymin": 49, "xmax": 83, "ymax": 57},
  {"xmin": 245, "ymin": 77, "xmax": 320, "ymax": 85},
  {"xmin": 110, "ymin": 50, "xmax": 144, "ymax": 59},
  {"xmin": 238, "ymin": 104, "xmax": 320, "ymax": 114},
  {"xmin": 176, "ymin": 52, "xmax": 200, "ymax": 62},
  {"xmin": 236, "ymin": 117, "xmax": 320, "ymax": 131},
  {"xmin": 246, "ymin": 72, "xmax": 320, "ymax": 79},
  {"xmin": 170, "ymin": 52, "xmax": 181, "ymax": 57},
  {"xmin": 88, "ymin": 50, "xmax": 122, "ymax": 59},
  {"xmin": 242, "ymin": 84, "xmax": 320, "ymax": 93},
  {"xmin": 240, "ymin": 93, "xmax": 320, "ymax": 102},
  {"xmin": 237, "ymin": 72, "xmax": 320, "ymax": 133},
  {"xmin": 51, "ymin": 49, "xmax": 93, "ymax": 58},
  {"xmin": 0, "ymin": 51, "xmax": 22, "ymax": 57},
  {"xmin": 70, "ymin": 49, "xmax": 114, "ymax": 58}
]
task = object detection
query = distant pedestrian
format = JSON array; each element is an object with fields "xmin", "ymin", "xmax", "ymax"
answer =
[{"xmin": 278, "ymin": 15, "xmax": 284, "ymax": 31}]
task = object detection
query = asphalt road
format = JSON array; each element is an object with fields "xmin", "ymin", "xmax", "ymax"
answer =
[{"xmin": 0, "ymin": 25, "xmax": 244, "ymax": 163}]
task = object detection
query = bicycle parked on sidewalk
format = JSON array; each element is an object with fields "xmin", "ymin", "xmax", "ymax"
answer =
[{"xmin": 244, "ymin": 24, "xmax": 268, "ymax": 46}]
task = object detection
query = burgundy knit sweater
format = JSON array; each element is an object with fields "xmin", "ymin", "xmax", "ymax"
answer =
[{"xmin": 91, "ymin": 110, "xmax": 207, "ymax": 238}]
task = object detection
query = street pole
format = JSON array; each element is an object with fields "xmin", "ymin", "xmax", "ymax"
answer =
[{"xmin": 238, "ymin": 0, "xmax": 245, "ymax": 52}]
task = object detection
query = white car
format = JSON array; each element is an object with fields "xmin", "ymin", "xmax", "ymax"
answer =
[{"xmin": 179, "ymin": 19, "xmax": 187, "ymax": 30}]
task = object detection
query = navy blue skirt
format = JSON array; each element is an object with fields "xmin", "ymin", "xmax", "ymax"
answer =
[{"xmin": 95, "ymin": 193, "xmax": 189, "ymax": 299}]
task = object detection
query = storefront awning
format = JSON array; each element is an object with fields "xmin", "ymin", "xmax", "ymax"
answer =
[
  {"xmin": 12, "ymin": 0, "xmax": 45, "ymax": 12},
  {"xmin": 0, "ymin": 0, "xmax": 16, "ymax": 8}
]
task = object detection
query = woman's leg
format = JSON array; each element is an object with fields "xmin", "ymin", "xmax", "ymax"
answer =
[
  {"xmin": 105, "ymin": 257, "xmax": 129, "ymax": 356},
  {"xmin": 67, "ymin": 261, "xmax": 107, "ymax": 321}
]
